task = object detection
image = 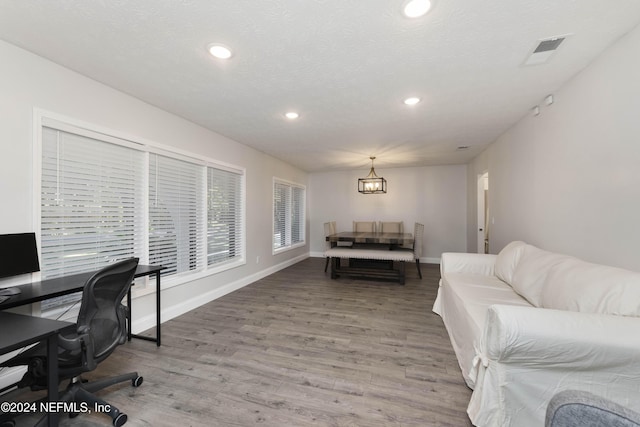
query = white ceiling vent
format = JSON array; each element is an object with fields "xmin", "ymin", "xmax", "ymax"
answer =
[{"xmin": 523, "ymin": 35, "xmax": 571, "ymax": 66}]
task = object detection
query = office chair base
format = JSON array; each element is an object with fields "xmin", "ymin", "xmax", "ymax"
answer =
[
  {"xmin": 32, "ymin": 372, "xmax": 144, "ymax": 427},
  {"xmin": 113, "ymin": 413, "xmax": 128, "ymax": 427},
  {"xmin": 68, "ymin": 405, "xmax": 128, "ymax": 427},
  {"xmin": 77, "ymin": 372, "xmax": 142, "ymax": 426},
  {"xmin": 132, "ymin": 375, "xmax": 144, "ymax": 387}
]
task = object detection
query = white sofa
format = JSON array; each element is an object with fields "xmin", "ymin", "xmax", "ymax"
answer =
[{"xmin": 433, "ymin": 241, "xmax": 640, "ymax": 427}]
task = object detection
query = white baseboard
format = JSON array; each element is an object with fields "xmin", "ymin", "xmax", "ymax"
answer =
[{"xmin": 130, "ymin": 253, "xmax": 310, "ymax": 334}]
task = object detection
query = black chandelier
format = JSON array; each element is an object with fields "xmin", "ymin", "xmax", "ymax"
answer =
[{"xmin": 358, "ymin": 156, "xmax": 387, "ymax": 194}]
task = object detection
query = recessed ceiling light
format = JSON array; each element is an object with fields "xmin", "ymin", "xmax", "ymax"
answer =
[
  {"xmin": 403, "ymin": 0, "xmax": 432, "ymax": 18},
  {"xmin": 285, "ymin": 112, "xmax": 299, "ymax": 119},
  {"xmin": 208, "ymin": 44, "xmax": 233, "ymax": 59},
  {"xmin": 403, "ymin": 97, "xmax": 421, "ymax": 106}
]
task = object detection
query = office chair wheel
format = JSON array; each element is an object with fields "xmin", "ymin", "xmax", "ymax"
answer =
[
  {"xmin": 1, "ymin": 420, "xmax": 15, "ymax": 427},
  {"xmin": 132, "ymin": 375, "xmax": 143, "ymax": 387},
  {"xmin": 113, "ymin": 413, "xmax": 127, "ymax": 427}
]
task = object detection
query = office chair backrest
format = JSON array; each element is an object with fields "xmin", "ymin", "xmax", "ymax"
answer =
[{"xmin": 76, "ymin": 258, "xmax": 139, "ymax": 362}]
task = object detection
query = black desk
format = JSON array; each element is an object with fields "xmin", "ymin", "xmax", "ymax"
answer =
[
  {"xmin": 0, "ymin": 312, "xmax": 73, "ymax": 427},
  {"xmin": 0, "ymin": 265, "xmax": 165, "ymax": 346}
]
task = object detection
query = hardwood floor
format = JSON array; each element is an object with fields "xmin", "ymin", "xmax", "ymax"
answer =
[{"xmin": 6, "ymin": 258, "xmax": 472, "ymax": 426}]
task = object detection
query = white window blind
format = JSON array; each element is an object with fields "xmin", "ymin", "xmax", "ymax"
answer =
[
  {"xmin": 40, "ymin": 127, "xmax": 145, "ymax": 310},
  {"xmin": 207, "ymin": 167, "xmax": 243, "ymax": 266},
  {"xmin": 41, "ymin": 127, "xmax": 145, "ymax": 277},
  {"xmin": 273, "ymin": 179, "xmax": 305, "ymax": 251},
  {"xmin": 273, "ymin": 181, "xmax": 288, "ymax": 250},
  {"xmin": 149, "ymin": 154, "xmax": 206, "ymax": 277},
  {"xmin": 292, "ymin": 186, "xmax": 305, "ymax": 245}
]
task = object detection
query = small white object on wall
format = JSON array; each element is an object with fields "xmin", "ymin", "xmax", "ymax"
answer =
[{"xmin": 544, "ymin": 94, "xmax": 554, "ymax": 106}]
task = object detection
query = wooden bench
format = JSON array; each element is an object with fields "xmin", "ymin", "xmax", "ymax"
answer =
[{"xmin": 324, "ymin": 247, "xmax": 414, "ymax": 285}]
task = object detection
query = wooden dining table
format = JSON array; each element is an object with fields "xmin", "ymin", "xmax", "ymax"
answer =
[
  {"xmin": 326, "ymin": 231, "xmax": 414, "ymax": 248},
  {"xmin": 325, "ymin": 231, "xmax": 415, "ymax": 284}
]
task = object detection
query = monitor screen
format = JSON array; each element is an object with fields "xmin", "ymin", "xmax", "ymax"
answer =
[{"xmin": 0, "ymin": 232, "xmax": 41, "ymax": 279}]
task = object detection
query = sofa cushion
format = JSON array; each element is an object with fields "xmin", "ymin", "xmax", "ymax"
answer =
[
  {"xmin": 541, "ymin": 258, "xmax": 640, "ymax": 317},
  {"xmin": 510, "ymin": 244, "xmax": 571, "ymax": 307},
  {"xmin": 494, "ymin": 241, "xmax": 527, "ymax": 284},
  {"xmin": 437, "ymin": 272, "xmax": 532, "ymax": 388}
]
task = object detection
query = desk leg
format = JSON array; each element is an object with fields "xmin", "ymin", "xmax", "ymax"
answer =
[
  {"xmin": 127, "ymin": 288, "xmax": 132, "ymax": 342},
  {"xmin": 155, "ymin": 271, "xmax": 161, "ymax": 347},
  {"xmin": 128, "ymin": 272, "xmax": 161, "ymax": 346},
  {"xmin": 46, "ymin": 334, "xmax": 59, "ymax": 427}
]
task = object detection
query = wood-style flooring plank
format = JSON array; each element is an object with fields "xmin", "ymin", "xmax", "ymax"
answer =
[{"xmin": 4, "ymin": 258, "xmax": 472, "ymax": 426}]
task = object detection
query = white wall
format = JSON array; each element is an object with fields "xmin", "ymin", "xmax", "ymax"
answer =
[
  {"xmin": 309, "ymin": 165, "xmax": 467, "ymax": 262},
  {"xmin": 468, "ymin": 24, "xmax": 640, "ymax": 271},
  {"xmin": 0, "ymin": 40, "xmax": 309, "ymax": 325},
  {"xmin": 467, "ymin": 151, "xmax": 489, "ymax": 253}
]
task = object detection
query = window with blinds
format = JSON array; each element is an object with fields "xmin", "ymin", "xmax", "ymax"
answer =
[
  {"xmin": 41, "ymin": 127, "xmax": 145, "ymax": 277},
  {"xmin": 273, "ymin": 179, "xmax": 305, "ymax": 252},
  {"xmin": 207, "ymin": 167, "xmax": 243, "ymax": 266},
  {"xmin": 40, "ymin": 126, "xmax": 145, "ymax": 310},
  {"xmin": 37, "ymin": 114, "xmax": 245, "ymax": 312},
  {"xmin": 291, "ymin": 186, "xmax": 305, "ymax": 245},
  {"xmin": 149, "ymin": 154, "xmax": 205, "ymax": 276}
]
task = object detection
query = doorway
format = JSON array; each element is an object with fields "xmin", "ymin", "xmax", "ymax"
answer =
[{"xmin": 477, "ymin": 172, "xmax": 489, "ymax": 254}]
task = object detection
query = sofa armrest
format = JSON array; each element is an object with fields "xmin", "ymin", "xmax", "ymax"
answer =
[
  {"xmin": 468, "ymin": 305, "xmax": 640, "ymax": 427},
  {"xmin": 440, "ymin": 252, "xmax": 497, "ymax": 277},
  {"xmin": 483, "ymin": 304, "xmax": 640, "ymax": 367}
]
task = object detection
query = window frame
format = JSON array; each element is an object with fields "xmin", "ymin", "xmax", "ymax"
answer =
[
  {"xmin": 32, "ymin": 109, "xmax": 246, "ymax": 302},
  {"xmin": 272, "ymin": 177, "xmax": 306, "ymax": 254}
]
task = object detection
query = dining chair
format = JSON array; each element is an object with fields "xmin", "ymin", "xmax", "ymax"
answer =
[
  {"xmin": 324, "ymin": 221, "xmax": 351, "ymax": 271},
  {"xmin": 323, "ymin": 222, "xmax": 333, "ymax": 272},
  {"xmin": 397, "ymin": 222, "xmax": 424, "ymax": 279},
  {"xmin": 353, "ymin": 221, "xmax": 388, "ymax": 249},
  {"xmin": 353, "ymin": 221, "xmax": 377, "ymax": 233},
  {"xmin": 379, "ymin": 221, "xmax": 404, "ymax": 234},
  {"xmin": 331, "ymin": 221, "xmax": 353, "ymax": 248}
]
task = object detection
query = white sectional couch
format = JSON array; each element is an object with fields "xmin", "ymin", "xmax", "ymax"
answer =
[{"xmin": 433, "ymin": 241, "xmax": 640, "ymax": 427}]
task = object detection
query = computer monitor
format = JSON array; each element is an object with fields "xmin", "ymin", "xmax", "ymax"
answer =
[{"xmin": 0, "ymin": 232, "xmax": 40, "ymax": 280}]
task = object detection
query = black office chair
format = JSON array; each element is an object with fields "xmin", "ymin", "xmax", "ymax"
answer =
[{"xmin": 0, "ymin": 258, "xmax": 143, "ymax": 427}]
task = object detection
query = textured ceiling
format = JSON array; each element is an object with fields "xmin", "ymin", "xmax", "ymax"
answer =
[{"xmin": 1, "ymin": 1, "xmax": 640, "ymax": 172}]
